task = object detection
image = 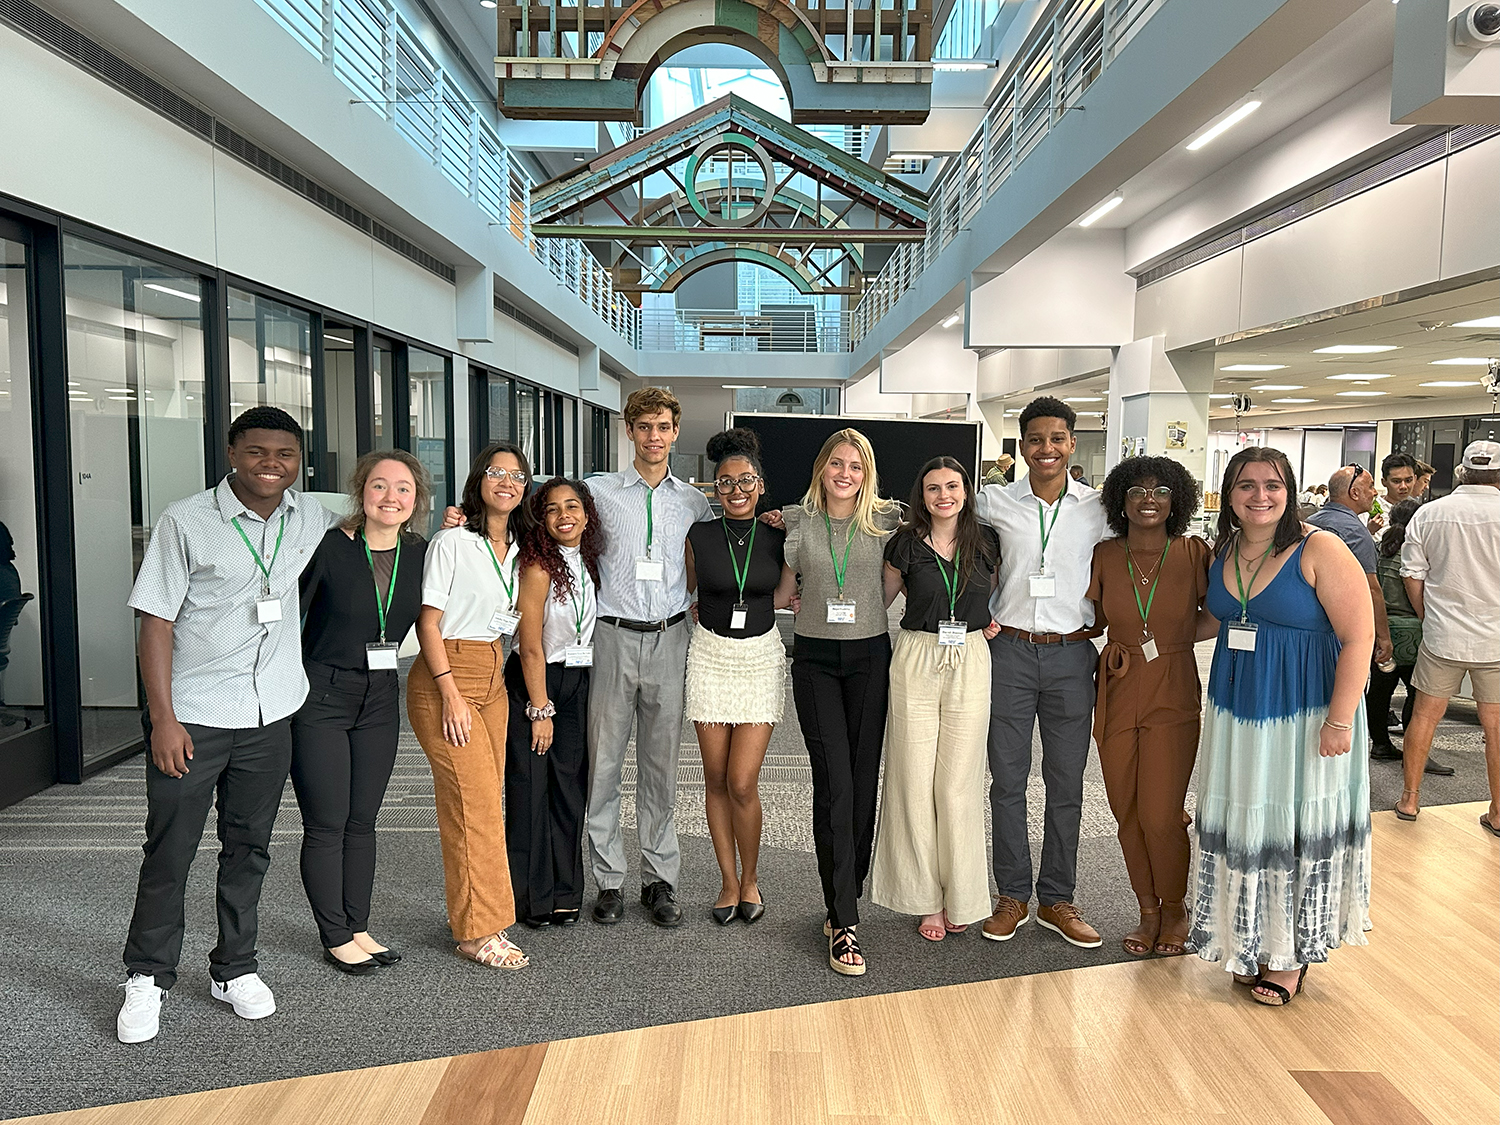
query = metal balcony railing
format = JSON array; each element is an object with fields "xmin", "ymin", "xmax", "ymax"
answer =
[
  {"xmin": 253, "ymin": 0, "xmax": 640, "ymax": 346},
  {"xmin": 640, "ymin": 309, "xmax": 853, "ymax": 353},
  {"xmin": 851, "ymin": 0, "xmax": 1166, "ymax": 345}
]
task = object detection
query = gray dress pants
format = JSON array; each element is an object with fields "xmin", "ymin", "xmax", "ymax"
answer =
[
  {"xmin": 985, "ymin": 631, "xmax": 1097, "ymax": 907},
  {"xmin": 586, "ymin": 618, "xmax": 691, "ymax": 891}
]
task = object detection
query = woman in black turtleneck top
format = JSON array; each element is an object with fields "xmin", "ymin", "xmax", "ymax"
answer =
[{"xmin": 683, "ymin": 429, "xmax": 793, "ymax": 925}]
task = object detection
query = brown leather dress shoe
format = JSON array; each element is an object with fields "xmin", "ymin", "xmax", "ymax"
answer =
[
  {"xmin": 981, "ymin": 895, "xmax": 1030, "ymax": 942},
  {"xmin": 1036, "ymin": 902, "xmax": 1102, "ymax": 948}
]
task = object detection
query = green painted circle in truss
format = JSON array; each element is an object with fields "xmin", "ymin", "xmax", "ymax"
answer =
[{"xmin": 684, "ymin": 131, "xmax": 777, "ymax": 228}]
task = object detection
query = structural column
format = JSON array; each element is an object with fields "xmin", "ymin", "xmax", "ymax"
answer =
[{"xmin": 1106, "ymin": 337, "xmax": 1213, "ymax": 485}]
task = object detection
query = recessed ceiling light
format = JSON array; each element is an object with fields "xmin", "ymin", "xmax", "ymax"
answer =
[
  {"xmin": 1419, "ymin": 380, "xmax": 1481, "ymax": 388},
  {"xmin": 1221, "ymin": 364, "xmax": 1287, "ymax": 371},
  {"xmin": 1326, "ymin": 373, "xmax": 1391, "ymax": 381},
  {"xmin": 1313, "ymin": 344, "xmax": 1397, "ymax": 354},
  {"xmin": 1272, "ymin": 398, "xmax": 1314, "ymax": 403},
  {"xmin": 931, "ymin": 60, "xmax": 993, "ymax": 71},
  {"xmin": 1336, "ymin": 390, "xmax": 1388, "ymax": 397},
  {"xmin": 1186, "ymin": 100, "xmax": 1262, "ymax": 151},
  {"xmin": 480, "ymin": 0, "xmax": 497, "ymax": 8},
  {"xmin": 1430, "ymin": 357, "xmax": 1492, "ymax": 365},
  {"xmin": 1064, "ymin": 396, "xmax": 1103, "ymax": 402},
  {"xmin": 1208, "ymin": 393, "xmax": 1233, "ymax": 399},
  {"xmin": 143, "ymin": 282, "xmax": 201, "ymax": 303},
  {"xmin": 1251, "ymin": 384, "xmax": 1304, "ymax": 391},
  {"xmin": 941, "ymin": 312, "xmax": 962, "ymax": 329},
  {"xmin": 889, "ymin": 153, "xmax": 934, "ymax": 162},
  {"xmin": 1078, "ymin": 195, "xmax": 1124, "ymax": 227},
  {"xmin": 1452, "ymin": 316, "xmax": 1500, "ymax": 328}
]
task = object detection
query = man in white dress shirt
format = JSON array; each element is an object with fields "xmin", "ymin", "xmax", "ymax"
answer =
[
  {"xmin": 974, "ymin": 397, "xmax": 1108, "ymax": 949},
  {"xmin": 1395, "ymin": 440, "xmax": 1500, "ymax": 832}
]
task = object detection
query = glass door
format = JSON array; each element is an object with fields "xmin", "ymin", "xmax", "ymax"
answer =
[{"xmin": 319, "ymin": 319, "xmax": 358, "ymax": 495}]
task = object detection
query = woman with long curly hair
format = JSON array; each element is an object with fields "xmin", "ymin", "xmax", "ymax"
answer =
[
  {"xmin": 504, "ymin": 477, "xmax": 604, "ymax": 928},
  {"xmin": 1087, "ymin": 455, "xmax": 1211, "ymax": 959}
]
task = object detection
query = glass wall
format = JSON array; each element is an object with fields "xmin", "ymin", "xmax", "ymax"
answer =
[
  {"xmin": 228, "ymin": 287, "xmax": 312, "ymax": 477},
  {"xmin": 409, "ymin": 347, "xmax": 450, "ymax": 531},
  {"xmin": 65, "ymin": 236, "xmax": 208, "ymax": 764},
  {"xmin": 320, "ymin": 320, "xmax": 358, "ymax": 493},
  {"xmin": 486, "ymin": 371, "xmax": 513, "ymax": 454},
  {"xmin": 515, "ymin": 381, "xmax": 538, "ymax": 471},
  {"xmin": 0, "ymin": 235, "xmax": 44, "ymax": 739},
  {"xmin": 374, "ymin": 335, "xmax": 396, "ymax": 450}
]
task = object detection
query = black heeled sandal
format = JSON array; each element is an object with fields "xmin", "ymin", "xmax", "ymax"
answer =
[{"xmin": 1250, "ymin": 965, "xmax": 1307, "ymax": 1007}]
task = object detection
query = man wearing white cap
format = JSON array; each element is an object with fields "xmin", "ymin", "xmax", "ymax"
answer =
[{"xmin": 1394, "ymin": 440, "xmax": 1500, "ymax": 836}]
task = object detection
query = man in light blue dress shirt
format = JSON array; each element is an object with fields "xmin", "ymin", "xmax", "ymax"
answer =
[{"xmin": 585, "ymin": 388, "xmax": 713, "ymax": 927}]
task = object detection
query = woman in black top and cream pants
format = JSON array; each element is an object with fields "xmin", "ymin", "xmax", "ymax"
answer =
[{"xmin": 292, "ymin": 450, "xmax": 430, "ymax": 973}]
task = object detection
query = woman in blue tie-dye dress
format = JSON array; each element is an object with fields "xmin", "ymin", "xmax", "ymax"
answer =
[{"xmin": 1188, "ymin": 447, "xmax": 1374, "ymax": 1007}]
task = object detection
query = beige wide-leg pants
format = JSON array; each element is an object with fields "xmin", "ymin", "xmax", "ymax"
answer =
[{"xmin": 870, "ymin": 628, "xmax": 992, "ymax": 925}]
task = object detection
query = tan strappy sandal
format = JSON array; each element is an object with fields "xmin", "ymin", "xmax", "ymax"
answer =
[{"xmin": 456, "ymin": 932, "xmax": 529, "ymax": 970}]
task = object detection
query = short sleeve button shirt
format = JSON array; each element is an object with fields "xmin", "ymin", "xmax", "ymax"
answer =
[
  {"xmin": 128, "ymin": 478, "xmax": 337, "ymax": 728},
  {"xmin": 590, "ymin": 464, "xmax": 713, "ymax": 620}
]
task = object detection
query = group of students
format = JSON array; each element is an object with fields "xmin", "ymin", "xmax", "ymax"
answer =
[{"xmin": 115, "ymin": 386, "xmax": 1382, "ymax": 1043}]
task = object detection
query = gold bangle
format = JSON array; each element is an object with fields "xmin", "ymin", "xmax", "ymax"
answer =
[{"xmin": 1322, "ymin": 718, "xmax": 1353, "ymax": 731}]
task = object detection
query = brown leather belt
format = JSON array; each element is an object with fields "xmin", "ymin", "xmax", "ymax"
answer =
[{"xmin": 996, "ymin": 624, "xmax": 1098, "ymax": 645}]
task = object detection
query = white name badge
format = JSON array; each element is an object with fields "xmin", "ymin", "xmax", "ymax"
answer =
[
  {"xmin": 489, "ymin": 607, "xmax": 521, "ymax": 636},
  {"xmin": 938, "ymin": 620, "xmax": 967, "ymax": 646},
  {"xmin": 563, "ymin": 644, "xmax": 594, "ymax": 668},
  {"xmin": 1140, "ymin": 636, "xmax": 1159, "ymax": 663},
  {"xmin": 1028, "ymin": 573, "xmax": 1056, "ymax": 599},
  {"xmin": 636, "ymin": 557, "xmax": 665, "ymax": 582},
  {"xmin": 365, "ymin": 642, "xmax": 399, "ymax": 670},
  {"xmin": 255, "ymin": 597, "xmax": 283, "ymax": 624},
  {"xmin": 826, "ymin": 598, "xmax": 856, "ymax": 624},
  {"xmin": 1227, "ymin": 622, "xmax": 1258, "ymax": 652},
  {"xmin": 730, "ymin": 605, "xmax": 748, "ymax": 631}
]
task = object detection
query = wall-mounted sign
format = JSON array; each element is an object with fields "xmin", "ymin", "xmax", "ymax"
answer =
[{"xmin": 1166, "ymin": 422, "xmax": 1187, "ymax": 449}]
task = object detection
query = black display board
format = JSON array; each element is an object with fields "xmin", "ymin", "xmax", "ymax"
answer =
[{"xmin": 730, "ymin": 414, "xmax": 982, "ymax": 511}]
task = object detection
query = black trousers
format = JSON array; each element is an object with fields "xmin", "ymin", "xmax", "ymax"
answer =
[
  {"xmin": 1366, "ymin": 662, "xmax": 1416, "ymax": 748},
  {"xmin": 504, "ymin": 654, "xmax": 590, "ymax": 921},
  {"xmin": 123, "ymin": 712, "xmax": 293, "ymax": 990},
  {"xmin": 791, "ymin": 633, "xmax": 891, "ymax": 929},
  {"xmin": 289, "ymin": 661, "xmax": 401, "ymax": 948}
]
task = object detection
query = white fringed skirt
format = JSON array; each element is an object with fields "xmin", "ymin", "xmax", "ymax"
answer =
[{"xmin": 684, "ymin": 624, "xmax": 786, "ymax": 726}]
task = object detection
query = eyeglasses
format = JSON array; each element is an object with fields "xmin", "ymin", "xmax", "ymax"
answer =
[
  {"xmin": 715, "ymin": 474, "xmax": 761, "ymax": 495},
  {"xmin": 1125, "ymin": 486, "xmax": 1172, "ymax": 502},
  {"xmin": 483, "ymin": 468, "xmax": 529, "ymax": 483}
]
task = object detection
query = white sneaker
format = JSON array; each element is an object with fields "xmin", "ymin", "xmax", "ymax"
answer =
[
  {"xmin": 117, "ymin": 974, "xmax": 165, "ymax": 1043},
  {"xmin": 210, "ymin": 973, "xmax": 276, "ymax": 1020}
]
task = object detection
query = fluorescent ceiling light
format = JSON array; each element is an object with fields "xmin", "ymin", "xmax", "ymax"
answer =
[
  {"xmin": 1313, "ymin": 344, "xmax": 1396, "ymax": 354},
  {"xmin": 1336, "ymin": 390, "xmax": 1388, "ymax": 397},
  {"xmin": 1272, "ymin": 398, "xmax": 1314, "ymax": 404},
  {"xmin": 1063, "ymin": 396, "xmax": 1102, "ymax": 402},
  {"xmin": 1221, "ymin": 364, "xmax": 1286, "ymax": 371},
  {"xmin": 1078, "ymin": 195, "xmax": 1123, "ymax": 227},
  {"xmin": 889, "ymin": 153, "xmax": 934, "ymax": 162},
  {"xmin": 1186, "ymin": 100, "xmax": 1261, "ymax": 151},
  {"xmin": 1453, "ymin": 315, "xmax": 1500, "ymax": 328},
  {"xmin": 1430, "ymin": 357, "xmax": 1492, "ymax": 365},
  {"xmin": 143, "ymin": 282, "xmax": 201, "ymax": 303},
  {"xmin": 105, "ymin": 387, "xmax": 134, "ymax": 393},
  {"xmin": 480, "ymin": 1, "xmax": 497, "ymax": 7},
  {"xmin": 1208, "ymin": 393, "xmax": 1233, "ymax": 399},
  {"xmin": 324, "ymin": 335, "xmax": 353, "ymax": 345},
  {"xmin": 721, "ymin": 384, "xmax": 766, "ymax": 390},
  {"xmin": 941, "ymin": 312, "xmax": 962, "ymax": 328},
  {"xmin": 1326, "ymin": 373, "xmax": 1391, "ymax": 381},
  {"xmin": 1251, "ymin": 384, "xmax": 1303, "ymax": 391},
  {"xmin": 932, "ymin": 60, "xmax": 992, "ymax": 71},
  {"xmin": 1419, "ymin": 380, "xmax": 1480, "ymax": 387}
]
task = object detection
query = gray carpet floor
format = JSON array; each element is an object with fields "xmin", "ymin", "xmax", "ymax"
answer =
[{"xmin": 0, "ymin": 631, "xmax": 1491, "ymax": 1119}]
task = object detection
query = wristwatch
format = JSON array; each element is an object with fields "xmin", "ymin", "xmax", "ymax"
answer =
[{"xmin": 525, "ymin": 701, "xmax": 556, "ymax": 721}]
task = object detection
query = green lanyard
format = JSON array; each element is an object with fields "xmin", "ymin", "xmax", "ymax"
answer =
[
  {"xmin": 1233, "ymin": 535, "xmax": 1277, "ymax": 623},
  {"xmin": 1036, "ymin": 497, "xmax": 1064, "ymax": 574},
  {"xmin": 823, "ymin": 512, "xmax": 856, "ymax": 596},
  {"xmin": 569, "ymin": 565, "xmax": 591, "ymax": 643},
  {"xmin": 486, "ymin": 538, "xmax": 517, "ymax": 608},
  {"xmin": 360, "ymin": 531, "xmax": 402, "ymax": 643},
  {"xmin": 932, "ymin": 546, "xmax": 961, "ymax": 621},
  {"xmin": 231, "ymin": 512, "xmax": 286, "ymax": 594},
  {"xmin": 644, "ymin": 488, "xmax": 654, "ymax": 556},
  {"xmin": 723, "ymin": 517, "xmax": 758, "ymax": 605},
  {"xmin": 1125, "ymin": 539, "xmax": 1170, "ymax": 636}
]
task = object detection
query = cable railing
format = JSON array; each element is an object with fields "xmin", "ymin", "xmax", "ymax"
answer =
[
  {"xmin": 253, "ymin": 0, "xmax": 640, "ymax": 347},
  {"xmin": 851, "ymin": 0, "xmax": 1165, "ymax": 345},
  {"xmin": 640, "ymin": 308, "xmax": 853, "ymax": 353}
]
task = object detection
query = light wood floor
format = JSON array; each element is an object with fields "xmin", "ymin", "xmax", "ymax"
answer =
[{"xmin": 22, "ymin": 804, "xmax": 1498, "ymax": 1125}]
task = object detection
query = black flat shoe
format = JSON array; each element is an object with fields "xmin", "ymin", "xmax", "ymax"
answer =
[
  {"xmin": 323, "ymin": 948, "xmax": 381, "ymax": 975},
  {"xmin": 711, "ymin": 903, "xmax": 738, "ymax": 925},
  {"xmin": 1369, "ymin": 742, "xmax": 1403, "ymax": 762},
  {"xmin": 369, "ymin": 948, "xmax": 401, "ymax": 966},
  {"xmin": 1423, "ymin": 758, "xmax": 1455, "ymax": 777},
  {"xmin": 738, "ymin": 896, "xmax": 766, "ymax": 924},
  {"xmin": 552, "ymin": 908, "xmax": 580, "ymax": 927},
  {"xmin": 520, "ymin": 915, "xmax": 552, "ymax": 929},
  {"xmin": 593, "ymin": 888, "xmax": 624, "ymax": 925}
]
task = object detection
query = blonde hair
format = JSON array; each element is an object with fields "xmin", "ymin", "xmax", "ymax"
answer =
[
  {"xmin": 800, "ymin": 428, "xmax": 898, "ymax": 537},
  {"xmin": 341, "ymin": 449, "xmax": 432, "ymax": 538},
  {"xmin": 623, "ymin": 386, "xmax": 682, "ymax": 427}
]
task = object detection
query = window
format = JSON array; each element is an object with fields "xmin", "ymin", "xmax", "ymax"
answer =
[
  {"xmin": 408, "ymin": 347, "xmax": 450, "ymax": 530},
  {"xmin": 228, "ymin": 288, "xmax": 313, "ymax": 473}
]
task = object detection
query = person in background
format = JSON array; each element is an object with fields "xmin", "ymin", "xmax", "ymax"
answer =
[
  {"xmin": 586, "ymin": 387, "xmax": 714, "ymax": 928},
  {"xmin": 975, "ymin": 396, "xmax": 1108, "ymax": 951},
  {"xmin": 506, "ymin": 478, "xmax": 602, "ymax": 928},
  {"xmin": 683, "ymin": 429, "xmax": 791, "ymax": 925},
  {"xmin": 1088, "ymin": 456, "xmax": 1212, "ymax": 959},
  {"xmin": 1069, "ymin": 466, "xmax": 1087, "ymax": 486},
  {"xmin": 1307, "ymin": 464, "xmax": 1395, "ymax": 674},
  {"xmin": 1413, "ymin": 461, "xmax": 1435, "ymax": 500},
  {"xmin": 1189, "ymin": 447, "xmax": 1373, "ymax": 1007},
  {"xmin": 117, "ymin": 406, "xmax": 339, "ymax": 1044},
  {"xmin": 870, "ymin": 457, "xmax": 1000, "ymax": 942},
  {"xmin": 1367, "ymin": 499, "xmax": 1429, "ymax": 768},
  {"xmin": 1395, "ymin": 440, "xmax": 1500, "ymax": 835},
  {"xmin": 1367, "ymin": 452, "xmax": 1418, "ymax": 534},
  {"xmin": 0, "ymin": 518, "xmax": 30, "ymax": 729},
  {"xmin": 778, "ymin": 428, "xmax": 901, "ymax": 975},
  {"xmin": 291, "ymin": 450, "xmax": 430, "ymax": 975},
  {"xmin": 408, "ymin": 443, "xmax": 532, "ymax": 970}
]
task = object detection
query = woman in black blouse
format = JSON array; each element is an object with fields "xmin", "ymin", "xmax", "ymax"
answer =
[
  {"xmin": 292, "ymin": 450, "xmax": 430, "ymax": 974},
  {"xmin": 684, "ymin": 429, "xmax": 793, "ymax": 924},
  {"xmin": 870, "ymin": 457, "xmax": 1000, "ymax": 941}
]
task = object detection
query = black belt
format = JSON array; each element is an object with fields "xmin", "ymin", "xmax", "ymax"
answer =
[{"xmin": 598, "ymin": 612, "xmax": 687, "ymax": 633}]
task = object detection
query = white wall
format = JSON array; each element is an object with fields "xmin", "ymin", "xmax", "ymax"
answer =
[{"xmin": 967, "ymin": 230, "xmax": 1135, "ymax": 349}]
